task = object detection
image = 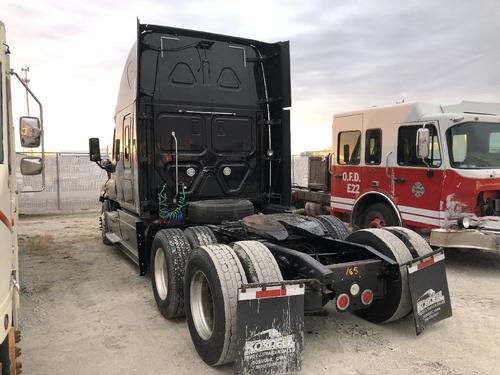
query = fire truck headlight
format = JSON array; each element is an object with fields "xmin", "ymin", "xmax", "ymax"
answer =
[{"xmin": 458, "ymin": 216, "xmax": 471, "ymax": 229}]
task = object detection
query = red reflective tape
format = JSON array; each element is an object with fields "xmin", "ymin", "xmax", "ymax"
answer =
[
  {"xmin": 0, "ymin": 210, "xmax": 12, "ymax": 231},
  {"xmin": 255, "ymin": 288, "xmax": 287, "ymax": 299},
  {"xmin": 417, "ymin": 256, "xmax": 435, "ymax": 270}
]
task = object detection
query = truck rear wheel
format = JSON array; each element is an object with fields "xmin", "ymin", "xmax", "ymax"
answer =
[
  {"xmin": 184, "ymin": 226, "xmax": 217, "ymax": 249},
  {"xmin": 151, "ymin": 229, "xmax": 191, "ymax": 320},
  {"xmin": 100, "ymin": 202, "xmax": 112, "ymax": 246},
  {"xmin": 232, "ymin": 241, "xmax": 283, "ymax": 283},
  {"xmin": 362, "ymin": 203, "xmax": 399, "ymax": 228},
  {"xmin": 384, "ymin": 227, "xmax": 433, "ymax": 258},
  {"xmin": 184, "ymin": 244, "xmax": 247, "ymax": 366},
  {"xmin": 380, "ymin": 227, "xmax": 433, "ymax": 322},
  {"xmin": 346, "ymin": 228, "xmax": 413, "ymax": 323},
  {"xmin": 316, "ymin": 215, "xmax": 349, "ymax": 240}
]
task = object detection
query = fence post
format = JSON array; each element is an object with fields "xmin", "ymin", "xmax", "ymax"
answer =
[{"xmin": 56, "ymin": 152, "xmax": 61, "ymax": 210}]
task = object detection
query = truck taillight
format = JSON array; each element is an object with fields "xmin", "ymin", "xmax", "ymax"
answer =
[
  {"xmin": 336, "ymin": 293, "xmax": 350, "ymax": 311},
  {"xmin": 361, "ymin": 289, "xmax": 374, "ymax": 306}
]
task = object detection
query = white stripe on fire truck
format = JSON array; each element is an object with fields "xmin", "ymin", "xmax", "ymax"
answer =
[
  {"xmin": 331, "ymin": 196, "xmax": 355, "ymax": 205},
  {"xmin": 238, "ymin": 284, "xmax": 305, "ymax": 301},
  {"xmin": 330, "ymin": 202, "xmax": 353, "ymax": 211},
  {"xmin": 397, "ymin": 205, "xmax": 447, "ymax": 220},
  {"xmin": 400, "ymin": 213, "xmax": 444, "ymax": 227}
]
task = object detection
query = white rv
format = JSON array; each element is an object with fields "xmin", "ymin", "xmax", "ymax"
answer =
[{"xmin": 0, "ymin": 21, "xmax": 44, "ymax": 374}]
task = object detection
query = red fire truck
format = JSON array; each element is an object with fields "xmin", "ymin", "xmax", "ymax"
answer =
[{"xmin": 293, "ymin": 101, "xmax": 500, "ymax": 252}]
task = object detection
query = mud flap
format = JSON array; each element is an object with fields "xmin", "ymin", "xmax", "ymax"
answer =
[
  {"xmin": 407, "ymin": 249, "xmax": 452, "ymax": 335},
  {"xmin": 235, "ymin": 282, "xmax": 305, "ymax": 375}
]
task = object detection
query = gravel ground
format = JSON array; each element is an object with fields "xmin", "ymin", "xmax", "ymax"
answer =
[{"xmin": 17, "ymin": 212, "xmax": 500, "ymax": 375}]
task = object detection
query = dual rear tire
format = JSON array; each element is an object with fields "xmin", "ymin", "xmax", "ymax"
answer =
[
  {"xmin": 150, "ymin": 227, "xmax": 282, "ymax": 366},
  {"xmin": 346, "ymin": 227, "xmax": 432, "ymax": 323}
]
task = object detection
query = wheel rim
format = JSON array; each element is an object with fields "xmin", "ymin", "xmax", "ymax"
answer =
[
  {"xmin": 154, "ymin": 248, "xmax": 168, "ymax": 300},
  {"xmin": 367, "ymin": 216, "xmax": 385, "ymax": 228},
  {"xmin": 190, "ymin": 270, "xmax": 214, "ymax": 340}
]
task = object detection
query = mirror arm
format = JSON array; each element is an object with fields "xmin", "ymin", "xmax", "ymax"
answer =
[{"xmin": 11, "ymin": 69, "xmax": 46, "ymax": 193}]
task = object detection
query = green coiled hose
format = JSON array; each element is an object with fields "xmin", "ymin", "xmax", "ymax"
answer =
[{"xmin": 158, "ymin": 184, "xmax": 186, "ymax": 222}]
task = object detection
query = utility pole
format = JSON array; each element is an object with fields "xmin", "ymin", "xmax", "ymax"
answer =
[{"xmin": 21, "ymin": 67, "xmax": 30, "ymax": 116}]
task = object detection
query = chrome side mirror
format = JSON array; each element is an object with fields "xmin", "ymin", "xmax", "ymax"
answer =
[
  {"xmin": 416, "ymin": 127, "xmax": 430, "ymax": 159},
  {"xmin": 19, "ymin": 116, "xmax": 41, "ymax": 148},
  {"xmin": 20, "ymin": 156, "xmax": 42, "ymax": 175}
]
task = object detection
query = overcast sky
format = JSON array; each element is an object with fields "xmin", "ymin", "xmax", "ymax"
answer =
[{"xmin": 3, "ymin": 0, "xmax": 500, "ymax": 153}]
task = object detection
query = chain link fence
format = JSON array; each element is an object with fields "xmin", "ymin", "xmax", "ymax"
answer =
[
  {"xmin": 16, "ymin": 152, "xmax": 109, "ymax": 214},
  {"xmin": 15, "ymin": 152, "xmax": 311, "ymax": 215}
]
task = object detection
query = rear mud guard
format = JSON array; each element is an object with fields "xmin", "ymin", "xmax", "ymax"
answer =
[
  {"xmin": 405, "ymin": 249, "xmax": 452, "ymax": 335},
  {"xmin": 235, "ymin": 280, "xmax": 308, "ymax": 375}
]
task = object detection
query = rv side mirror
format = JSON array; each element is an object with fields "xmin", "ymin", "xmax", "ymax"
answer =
[
  {"xmin": 20, "ymin": 156, "xmax": 42, "ymax": 175},
  {"xmin": 343, "ymin": 144, "xmax": 350, "ymax": 164},
  {"xmin": 416, "ymin": 127, "xmax": 430, "ymax": 159},
  {"xmin": 89, "ymin": 138, "xmax": 101, "ymax": 162},
  {"xmin": 19, "ymin": 116, "xmax": 41, "ymax": 148}
]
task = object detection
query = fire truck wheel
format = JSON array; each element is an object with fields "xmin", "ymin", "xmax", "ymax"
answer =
[
  {"xmin": 100, "ymin": 202, "xmax": 112, "ymax": 246},
  {"xmin": 383, "ymin": 227, "xmax": 433, "ymax": 258},
  {"xmin": 232, "ymin": 241, "xmax": 283, "ymax": 283},
  {"xmin": 188, "ymin": 199, "xmax": 254, "ymax": 224},
  {"xmin": 184, "ymin": 226, "xmax": 217, "ymax": 249},
  {"xmin": 151, "ymin": 229, "xmax": 192, "ymax": 320},
  {"xmin": 184, "ymin": 244, "xmax": 247, "ymax": 366},
  {"xmin": 346, "ymin": 228, "xmax": 413, "ymax": 323},
  {"xmin": 362, "ymin": 202, "xmax": 399, "ymax": 228},
  {"xmin": 316, "ymin": 215, "xmax": 350, "ymax": 240}
]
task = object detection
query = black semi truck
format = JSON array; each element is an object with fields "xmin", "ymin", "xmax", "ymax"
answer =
[{"xmin": 89, "ymin": 21, "xmax": 452, "ymax": 372}]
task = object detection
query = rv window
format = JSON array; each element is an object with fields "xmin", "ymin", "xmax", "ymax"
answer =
[
  {"xmin": 365, "ymin": 129, "xmax": 381, "ymax": 165},
  {"xmin": 123, "ymin": 115, "xmax": 132, "ymax": 169},
  {"xmin": 338, "ymin": 131, "xmax": 361, "ymax": 165},
  {"xmin": 397, "ymin": 125, "xmax": 441, "ymax": 167},
  {"xmin": 114, "ymin": 139, "xmax": 121, "ymax": 161},
  {"xmin": 0, "ymin": 63, "xmax": 3, "ymax": 164}
]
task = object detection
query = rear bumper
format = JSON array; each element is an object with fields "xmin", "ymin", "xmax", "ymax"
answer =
[{"xmin": 430, "ymin": 228, "xmax": 500, "ymax": 252}]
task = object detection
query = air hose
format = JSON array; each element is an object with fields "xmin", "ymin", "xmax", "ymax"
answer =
[{"xmin": 158, "ymin": 184, "xmax": 186, "ymax": 222}]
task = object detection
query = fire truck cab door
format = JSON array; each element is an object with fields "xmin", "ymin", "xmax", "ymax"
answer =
[
  {"xmin": 393, "ymin": 122, "xmax": 444, "ymax": 227},
  {"xmin": 332, "ymin": 114, "xmax": 363, "ymax": 211}
]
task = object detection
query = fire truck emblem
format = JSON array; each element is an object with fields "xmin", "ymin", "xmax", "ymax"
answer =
[{"xmin": 412, "ymin": 182, "xmax": 425, "ymax": 198}]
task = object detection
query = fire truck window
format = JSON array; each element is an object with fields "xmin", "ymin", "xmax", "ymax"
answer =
[
  {"xmin": 397, "ymin": 125, "xmax": 441, "ymax": 167},
  {"xmin": 365, "ymin": 129, "xmax": 381, "ymax": 165},
  {"xmin": 452, "ymin": 134, "xmax": 467, "ymax": 162},
  {"xmin": 338, "ymin": 131, "xmax": 361, "ymax": 165},
  {"xmin": 489, "ymin": 133, "xmax": 500, "ymax": 153}
]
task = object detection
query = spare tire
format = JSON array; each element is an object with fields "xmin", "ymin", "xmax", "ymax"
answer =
[{"xmin": 188, "ymin": 199, "xmax": 254, "ymax": 224}]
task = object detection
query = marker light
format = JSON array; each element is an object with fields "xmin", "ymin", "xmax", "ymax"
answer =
[
  {"xmin": 350, "ymin": 283, "xmax": 360, "ymax": 296},
  {"xmin": 361, "ymin": 289, "xmax": 374, "ymax": 306},
  {"xmin": 458, "ymin": 216, "xmax": 471, "ymax": 229},
  {"xmin": 336, "ymin": 293, "xmax": 350, "ymax": 311}
]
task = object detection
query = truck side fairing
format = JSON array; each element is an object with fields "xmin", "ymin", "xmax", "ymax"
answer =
[{"xmin": 111, "ymin": 22, "xmax": 292, "ymax": 218}]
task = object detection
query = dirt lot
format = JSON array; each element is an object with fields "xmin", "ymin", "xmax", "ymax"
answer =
[{"xmin": 17, "ymin": 212, "xmax": 500, "ymax": 374}]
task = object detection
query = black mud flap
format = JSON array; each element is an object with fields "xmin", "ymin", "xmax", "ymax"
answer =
[
  {"xmin": 235, "ymin": 282, "xmax": 305, "ymax": 375},
  {"xmin": 407, "ymin": 249, "xmax": 452, "ymax": 335}
]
